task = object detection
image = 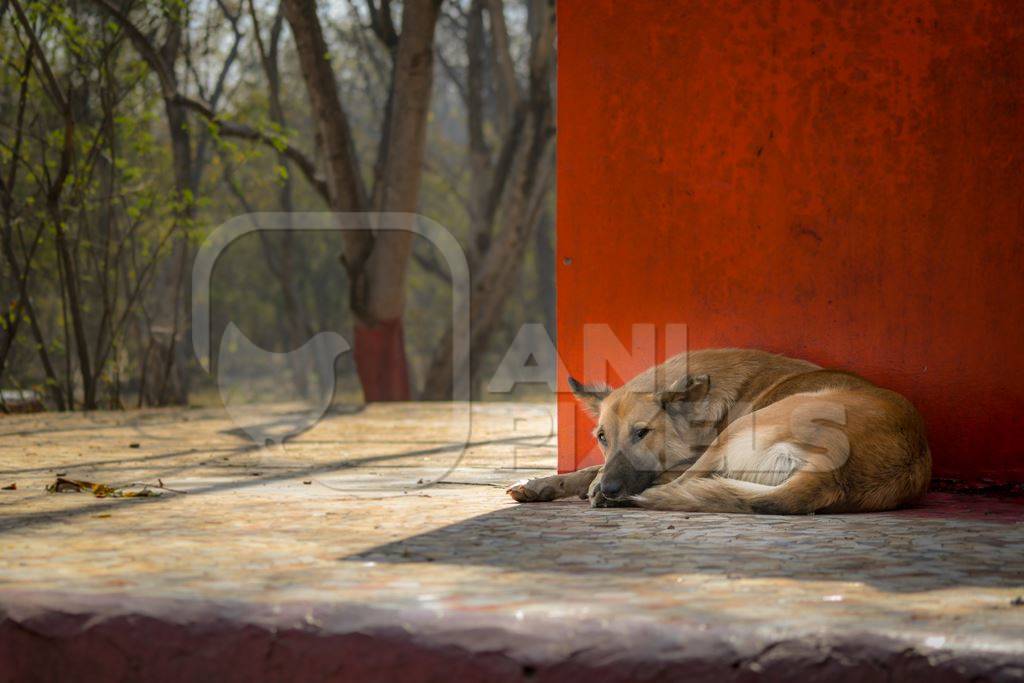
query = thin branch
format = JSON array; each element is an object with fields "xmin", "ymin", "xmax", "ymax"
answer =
[
  {"xmin": 9, "ymin": 0, "xmax": 69, "ymax": 114},
  {"xmin": 412, "ymin": 248, "xmax": 452, "ymax": 284},
  {"xmin": 172, "ymin": 94, "xmax": 329, "ymax": 201},
  {"xmin": 484, "ymin": 0, "xmax": 520, "ymax": 126},
  {"xmin": 366, "ymin": 0, "xmax": 398, "ymax": 50},
  {"xmin": 484, "ymin": 100, "xmax": 527, "ymax": 225},
  {"xmin": 89, "ymin": 0, "xmax": 177, "ymax": 97},
  {"xmin": 89, "ymin": 0, "xmax": 328, "ymax": 200},
  {"xmin": 435, "ymin": 48, "xmax": 469, "ymax": 105},
  {"xmin": 208, "ymin": 0, "xmax": 243, "ymax": 109}
]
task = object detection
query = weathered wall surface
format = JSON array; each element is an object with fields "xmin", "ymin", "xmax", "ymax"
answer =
[{"xmin": 557, "ymin": 1, "xmax": 1024, "ymax": 481}]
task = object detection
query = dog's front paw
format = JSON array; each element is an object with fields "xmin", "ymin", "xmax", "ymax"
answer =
[
  {"xmin": 587, "ymin": 477, "xmax": 634, "ymax": 508},
  {"xmin": 507, "ymin": 477, "xmax": 558, "ymax": 503},
  {"xmin": 587, "ymin": 477, "xmax": 616, "ymax": 508},
  {"xmin": 506, "ymin": 480, "xmax": 538, "ymax": 502}
]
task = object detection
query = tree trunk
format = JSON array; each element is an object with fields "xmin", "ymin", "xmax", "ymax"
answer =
[
  {"xmin": 282, "ymin": 0, "xmax": 368, "ymax": 220},
  {"xmin": 284, "ymin": 0, "xmax": 440, "ymax": 402},
  {"xmin": 420, "ymin": 0, "xmax": 555, "ymax": 399},
  {"xmin": 466, "ymin": 0, "xmax": 493, "ymax": 263},
  {"xmin": 143, "ymin": 98, "xmax": 192, "ymax": 406},
  {"xmin": 420, "ymin": 140, "xmax": 554, "ymax": 400}
]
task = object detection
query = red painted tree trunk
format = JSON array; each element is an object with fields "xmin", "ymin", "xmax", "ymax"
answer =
[{"xmin": 354, "ymin": 319, "xmax": 411, "ymax": 402}]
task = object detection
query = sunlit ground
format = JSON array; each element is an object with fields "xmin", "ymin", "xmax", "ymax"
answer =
[{"xmin": 1, "ymin": 402, "xmax": 1022, "ymax": 678}]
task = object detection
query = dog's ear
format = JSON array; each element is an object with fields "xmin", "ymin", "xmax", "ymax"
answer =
[
  {"xmin": 657, "ymin": 374, "xmax": 710, "ymax": 411},
  {"xmin": 568, "ymin": 376, "xmax": 611, "ymax": 417}
]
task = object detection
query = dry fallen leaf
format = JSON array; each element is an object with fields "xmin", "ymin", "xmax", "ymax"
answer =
[
  {"xmin": 118, "ymin": 489, "xmax": 160, "ymax": 498},
  {"xmin": 46, "ymin": 477, "xmax": 159, "ymax": 498}
]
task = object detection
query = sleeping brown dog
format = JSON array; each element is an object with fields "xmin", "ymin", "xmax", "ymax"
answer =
[{"xmin": 507, "ymin": 348, "xmax": 930, "ymax": 514}]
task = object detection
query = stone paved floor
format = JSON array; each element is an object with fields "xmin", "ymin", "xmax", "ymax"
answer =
[{"xmin": 1, "ymin": 403, "xmax": 1023, "ymax": 681}]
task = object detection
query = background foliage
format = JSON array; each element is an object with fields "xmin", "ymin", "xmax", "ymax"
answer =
[{"xmin": 0, "ymin": 0, "xmax": 556, "ymax": 410}]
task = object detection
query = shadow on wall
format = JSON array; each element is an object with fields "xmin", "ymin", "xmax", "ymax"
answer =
[{"xmin": 347, "ymin": 493, "xmax": 1024, "ymax": 593}]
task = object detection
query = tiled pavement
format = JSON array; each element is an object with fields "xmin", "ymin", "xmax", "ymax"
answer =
[{"xmin": 1, "ymin": 403, "xmax": 1022, "ymax": 681}]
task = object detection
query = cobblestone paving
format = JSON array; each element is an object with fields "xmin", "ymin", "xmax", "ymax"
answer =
[{"xmin": 1, "ymin": 403, "xmax": 1022, "ymax": 677}]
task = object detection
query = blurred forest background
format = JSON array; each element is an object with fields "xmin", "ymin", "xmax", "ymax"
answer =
[{"xmin": 0, "ymin": 0, "xmax": 556, "ymax": 411}]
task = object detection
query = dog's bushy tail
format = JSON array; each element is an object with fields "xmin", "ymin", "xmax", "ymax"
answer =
[{"xmin": 632, "ymin": 472, "xmax": 840, "ymax": 515}]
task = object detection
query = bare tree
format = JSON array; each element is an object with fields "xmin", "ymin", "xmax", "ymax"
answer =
[
  {"xmin": 1, "ymin": 0, "xmax": 557, "ymax": 410},
  {"xmin": 420, "ymin": 0, "xmax": 555, "ymax": 398},
  {"xmin": 214, "ymin": 0, "xmax": 320, "ymax": 398},
  {"xmin": 283, "ymin": 0, "xmax": 441, "ymax": 401},
  {"xmin": 90, "ymin": 0, "xmax": 328, "ymax": 405},
  {"xmin": 0, "ymin": 34, "xmax": 64, "ymax": 409},
  {"xmin": 5, "ymin": 0, "xmax": 90, "ymax": 407},
  {"xmin": 1, "ymin": 0, "xmax": 188, "ymax": 409}
]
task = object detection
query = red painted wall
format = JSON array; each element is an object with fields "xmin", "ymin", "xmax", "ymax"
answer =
[{"xmin": 556, "ymin": 0, "xmax": 1024, "ymax": 483}]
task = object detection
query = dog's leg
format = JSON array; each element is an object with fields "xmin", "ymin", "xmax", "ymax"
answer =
[{"xmin": 507, "ymin": 465, "xmax": 602, "ymax": 503}]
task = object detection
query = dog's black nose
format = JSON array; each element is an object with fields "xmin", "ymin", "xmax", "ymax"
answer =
[{"xmin": 601, "ymin": 479, "xmax": 623, "ymax": 497}]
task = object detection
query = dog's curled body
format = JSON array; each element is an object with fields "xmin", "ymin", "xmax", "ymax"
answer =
[{"xmin": 507, "ymin": 349, "xmax": 931, "ymax": 514}]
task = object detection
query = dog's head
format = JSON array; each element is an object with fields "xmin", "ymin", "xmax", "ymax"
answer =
[{"xmin": 569, "ymin": 374, "xmax": 720, "ymax": 501}]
